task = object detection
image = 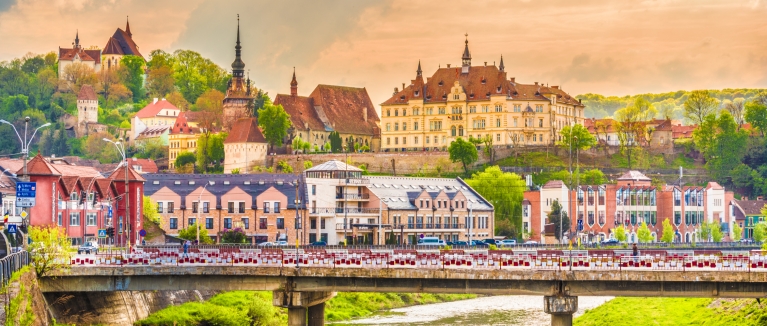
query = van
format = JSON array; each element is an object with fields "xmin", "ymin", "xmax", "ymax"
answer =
[{"xmin": 417, "ymin": 237, "xmax": 442, "ymax": 246}]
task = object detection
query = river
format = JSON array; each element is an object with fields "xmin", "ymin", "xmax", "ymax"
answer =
[{"xmin": 333, "ymin": 295, "xmax": 613, "ymax": 326}]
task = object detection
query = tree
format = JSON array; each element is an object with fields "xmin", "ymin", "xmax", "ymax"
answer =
[
  {"xmin": 207, "ymin": 132, "xmax": 226, "ymax": 170},
  {"xmin": 143, "ymin": 196, "xmax": 160, "ymax": 225},
  {"xmin": 711, "ymin": 222, "xmax": 723, "ymax": 243},
  {"xmin": 84, "ymin": 132, "xmax": 120, "ymax": 163},
  {"xmin": 165, "ymin": 91, "xmax": 190, "ymax": 111},
  {"xmin": 292, "ymin": 136, "xmax": 311, "ymax": 153},
  {"xmin": 732, "ymin": 223, "xmax": 743, "ymax": 242},
  {"xmin": 193, "ymin": 89, "xmax": 224, "ymax": 131},
  {"xmin": 557, "ymin": 124, "xmax": 597, "ymax": 159},
  {"xmin": 448, "ymin": 137, "xmax": 478, "ymax": 175},
  {"xmin": 693, "ymin": 111, "xmax": 749, "ymax": 183},
  {"xmin": 303, "ymin": 161, "xmax": 313, "ymax": 169},
  {"xmin": 28, "ymin": 225, "xmax": 73, "ymax": 277},
  {"xmin": 684, "ymin": 90, "xmax": 719, "ymax": 125},
  {"xmin": 175, "ymin": 151, "xmax": 196, "ymax": 172},
  {"xmin": 54, "ymin": 123, "xmax": 70, "ymax": 157},
  {"xmin": 98, "ymin": 66, "xmax": 122, "ymax": 106},
  {"xmin": 328, "ymin": 131, "xmax": 342, "ymax": 153},
  {"xmin": 754, "ymin": 222, "xmax": 767, "ymax": 243},
  {"xmin": 744, "ymin": 101, "xmax": 767, "ymax": 136},
  {"xmin": 120, "ymin": 55, "xmax": 146, "ymax": 102},
  {"xmin": 257, "ymin": 101, "xmax": 291, "ymax": 152},
  {"xmin": 637, "ymin": 222, "xmax": 653, "ymax": 243},
  {"xmin": 466, "ymin": 166, "xmax": 526, "ymax": 238},
  {"xmin": 547, "ymin": 200, "xmax": 570, "ymax": 241},
  {"xmin": 723, "ymin": 98, "xmax": 746, "ymax": 128},
  {"xmin": 699, "ymin": 221, "xmax": 713, "ymax": 242},
  {"xmin": 614, "ymin": 97, "xmax": 657, "ymax": 169},
  {"xmin": 146, "ymin": 65, "xmax": 175, "ymax": 98},
  {"xmin": 62, "ymin": 62, "xmax": 97, "ymax": 93},
  {"xmin": 106, "ymin": 83, "xmax": 132, "ymax": 107},
  {"xmin": 220, "ymin": 228, "xmax": 247, "ymax": 244},
  {"xmin": 661, "ymin": 219, "xmax": 675, "ymax": 244},
  {"xmin": 614, "ymin": 225, "xmax": 627, "ymax": 243},
  {"xmin": 196, "ymin": 132, "xmax": 211, "ymax": 172},
  {"xmin": 178, "ymin": 223, "xmax": 214, "ymax": 244}
]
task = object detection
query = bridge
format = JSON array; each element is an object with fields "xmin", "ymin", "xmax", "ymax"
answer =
[{"xmin": 41, "ymin": 246, "xmax": 767, "ymax": 326}]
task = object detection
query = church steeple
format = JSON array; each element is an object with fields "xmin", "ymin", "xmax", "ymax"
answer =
[
  {"xmin": 499, "ymin": 55, "xmax": 505, "ymax": 72},
  {"xmin": 74, "ymin": 30, "xmax": 80, "ymax": 49},
  {"xmin": 231, "ymin": 14, "xmax": 245, "ymax": 78},
  {"xmin": 416, "ymin": 60, "xmax": 422, "ymax": 77},
  {"xmin": 290, "ymin": 67, "xmax": 298, "ymax": 96},
  {"xmin": 126, "ymin": 16, "xmax": 132, "ymax": 37},
  {"xmin": 461, "ymin": 34, "xmax": 471, "ymax": 74}
]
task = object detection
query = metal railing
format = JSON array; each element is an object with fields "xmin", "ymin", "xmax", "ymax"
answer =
[
  {"xmin": 336, "ymin": 193, "xmax": 370, "ymax": 200},
  {"xmin": 392, "ymin": 223, "xmax": 467, "ymax": 230},
  {"xmin": 0, "ymin": 251, "xmax": 30, "ymax": 288},
  {"xmin": 311, "ymin": 207, "xmax": 379, "ymax": 214}
]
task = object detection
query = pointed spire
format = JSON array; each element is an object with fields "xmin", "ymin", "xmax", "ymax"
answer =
[
  {"xmin": 75, "ymin": 30, "xmax": 80, "ymax": 48},
  {"xmin": 126, "ymin": 16, "xmax": 132, "ymax": 37},
  {"xmin": 416, "ymin": 60, "xmax": 422, "ymax": 77},
  {"xmin": 462, "ymin": 33, "xmax": 471, "ymax": 65},
  {"xmin": 231, "ymin": 14, "xmax": 245, "ymax": 78},
  {"xmin": 290, "ymin": 67, "xmax": 298, "ymax": 97},
  {"xmin": 499, "ymin": 55, "xmax": 505, "ymax": 72}
]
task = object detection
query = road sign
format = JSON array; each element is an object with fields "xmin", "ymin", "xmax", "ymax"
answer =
[
  {"xmin": 98, "ymin": 229, "xmax": 107, "ymax": 238},
  {"xmin": 15, "ymin": 182, "xmax": 36, "ymax": 198},
  {"xmin": 15, "ymin": 197, "xmax": 35, "ymax": 207},
  {"xmin": 108, "ymin": 206, "xmax": 113, "ymax": 218},
  {"xmin": 139, "ymin": 229, "xmax": 147, "ymax": 237},
  {"xmin": 7, "ymin": 224, "xmax": 17, "ymax": 234},
  {"xmin": 20, "ymin": 211, "xmax": 27, "ymax": 218}
]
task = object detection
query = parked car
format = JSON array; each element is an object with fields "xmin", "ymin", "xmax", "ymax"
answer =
[
  {"xmin": 523, "ymin": 240, "xmax": 538, "ymax": 245},
  {"xmin": 470, "ymin": 240, "xmax": 489, "ymax": 247},
  {"xmin": 258, "ymin": 242, "xmax": 274, "ymax": 247},
  {"xmin": 78, "ymin": 241, "xmax": 99, "ymax": 254},
  {"xmin": 310, "ymin": 241, "xmax": 327, "ymax": 246},
  {"xmin": 417, "ymin": 237, "xmax": 442, "ymax": 246},
  {"xmin": 274, "ymin": 241, "xmax": 289, "ymax": 246},
  {"xmin": 499, "ymin": 239, "xmax": 517, "ymax": 247},
  {"xmin": 482, "ymin": 238, "xmax": 500, "ymax": 246},
  {"xmin": 601, "ymin": 238, "xmax": 620, "ymax": 245},
  {"xmin": 451, "ymin": 241, "xmax": 469, "ymax": 246}
]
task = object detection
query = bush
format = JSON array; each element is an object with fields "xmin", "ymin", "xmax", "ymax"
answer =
[{"xmin": 220, "ymin": 228, "xmax": 247, "ymax": 244}]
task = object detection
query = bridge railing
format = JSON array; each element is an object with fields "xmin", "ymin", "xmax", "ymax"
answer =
[{"xmin": 0, "ymin": 251, "xmax": 30, "ymax": 288}]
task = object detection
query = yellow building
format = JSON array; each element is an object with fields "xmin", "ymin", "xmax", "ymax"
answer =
[
  {"xmin": 168, "ymin": 111, "xmax": 201, "ymax": 171},
  {"xmin": 380, "ymin": 37, "xmax": 585, "ymax": 151},
  {"xmin": 130, "ymin": 98, "xmax": 181, "ymax": 145}
]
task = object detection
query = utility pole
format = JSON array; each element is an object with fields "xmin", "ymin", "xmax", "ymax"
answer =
[
  {"xmin": 468, "ymin": 202, "xmax": 473, "ymax": 244},
  {"xmin": 343, "ymin": 152, "xmax": 348, "ymax": 246},
  {"xmin": 294, "ymin": 177, "xmax": 301, "ymax": 269}
]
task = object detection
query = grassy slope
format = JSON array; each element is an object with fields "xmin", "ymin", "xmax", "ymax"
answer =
[
  {"xmin": 575, "ymin": 297, "xmax": 767, "ymax": 326},
  {"xmin": 138, "ymin": 291, "xmax": 476, "ymax": 325}
]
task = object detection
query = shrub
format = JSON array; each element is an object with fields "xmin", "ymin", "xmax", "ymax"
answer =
[
  {"xmin": 220, "ymin": 228, "xmax": 247, "ymax": 244},
  {"xmin": 277, "ymin": 160, "xmax": 293, "ymax": 173}
]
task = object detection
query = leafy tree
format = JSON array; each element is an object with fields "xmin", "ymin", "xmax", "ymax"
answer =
[
  {"xmin": 303, "ymin": 161, "xmax": 313, "ymax": 169},
  {"xmin": 637, "ymin": 222, "xmax": 653, "ymax": 243},
  {"xmin": 614, "ymin": 225, "xmax": 627, "ymax": 243},
  {"xmin": 146, "ymin": 65, "xmax": 175, "ymax": 98},
  {"xmin": 29, "ymin": 225, "xmax": 73, "ymax": 277},
  {"xmin": 98, "ymin": 67, "xmax": 122, "ymax": 106},
  {"xmin": 328, "ymin": 131, "xmax": 342, "ymax": 153},
  {"xmin": 614, "ymin": 97, "xmax": 656, "ymax": 169},
  {"xmin": 711, "ymin": 222, "xmax": 723, "ymax": 243},
  {"xmin": 120, "ymin": 55, "xmax": 146, "ymax": 102},
  {"xmin": 194, "ymin": 89, "xmax": 224, "ymax": 130},
  {"xmin": 257, "ymin": 101, "xmax": 291, "ymax": 152},
  {"xmin": 693, "ymin": 111, "xmax": 749, "ymax": 183},
  {"xmin": 84, "ymin": 132, "xmax": 120, "ymax": 163},
  {"xmin": 661, "ymin": 219, "xmax": 675, "ymax": 244},
  {"xmin": 21, "ymin": 56, "xmax": 45, "ymax": 74},
  {"xmin": 196, "ymin": 132, "xmax": 211, "ymax": 172},
  {"xmin": 54, "ymin": 123, "xmax": 70, "ymax": 157},
  {"xmin": 684, "ymin": 90, "xmax": 719, "ymax": 125},
  {"xmin": 207, "ymin": 132, "xmax": 226, "ymax": 168},
  {"xmin": 175, "ymin": 151, "xmax": 196, "ymax": 172},
  {"xmin": 754, "ymin": 222, "xmax": 767, "ymax": 243},
  {"xmin": 165, "ymin": 91, "xmax": 190, "ymax": 111},
  {"xmin": 220, "ymin": 228, "xmax": 247, "ymax": 244},
  {"xmin": 62, "ymin": 62, "xmax": 97, "ymax": 93},
  {"xmin": 466, "ymin": 166, "xmax": 526, "ymax": 238},
  {"xmin": 744, "ymin": 101, "xmax": 767, "ymax": 136},
  {"xmin": 277, "ymin": 160, "xmax": 293, "ymax": 173},
  {"xmin": 247, "ymin": 89, "xmax": 269, "ymax": 117},
  {"xmin": 732, "ymin": 223, "xmax": 743, "ymax": 242},
  {"xmin": 547, "ymin": 200, "xmax": 570, "ymax": 241},
  {"xmin": 557, "ymin": 124, "xmax": 597, "ymax": 159},
  {"xmin": 291, "ymin": 136, "xmax": 311, "ymax": 153},
  {"xmin": 231, "ymin": 168, "xmax": 240, "ymax": 174},
  {"xmin": 699, "ymin": 221, "xmax": 713, "ymax": 242},
  {"xmin": 143, "ymin": 196, "xmax": 160, "ymax": 225},
  {"xmin": 722, "ymin": 98, "xmax": 746, "ymax": 127},
  {"xmin": 448, "ymin": 137, "xmax": 478, "ymax": 175},
  {"xmin": 178, "ymin": 223, "xmax": 214, "ymax": 244}
]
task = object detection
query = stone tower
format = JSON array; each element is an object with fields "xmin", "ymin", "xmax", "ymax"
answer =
[{"xmin": 222, "ymin": 14, "xmax": 253, "ymax": 130}]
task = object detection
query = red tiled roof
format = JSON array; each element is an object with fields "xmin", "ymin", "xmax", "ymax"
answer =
[
  {"xmin": 58, "ymin": 48, "xmax": 102, "ymax": 64},
  {"xmin": 274, "ymin": 94, "xmax": 325, "ymax": 131},
  {"xmin": 136, "ymin": 99, "xmax": 180, "ymax": 119},
  {"xmin": 672, "ymin": 124, "xmax": 696, "ymax": 139},
  {"xmin": 732, "ymin": 200, "xmax": 767, "ymax": 216},
  {"xmin": 309, "ymin": 85, "xmax": 381, "ymax": 135},
  {"xmin": 653, "ymin": 118, "xmax": 673, "ymax": 131},
  {"xmin": 16, "ymin": 154, "xmax": 60, "ymax": 176},
  {"xmin": 543, "ymin": 180, "xmax": 566, "ymax": 189},
  {"xmin": 60, "ymin": 176, "xmax": 81, "ymax": 195},
  {"xmin": 108, "ymin": 164, "xmax": 145, "ymax": 182},
  {"xmin": 169, "ymin": 111, "xmax": 201, "ymax": 135},
  {"xmin": 225, "ymin": 118, "xmax": 266, "ymax": 143},
  {"xmin": 706, "ymin": 182, "xmax": 724, "ymax": 190},
  {"xmin": 128, "ymin": 158, "xmax": 159, "ymax": 173},
  {"xmin": 78, "ymin": 85, "xmax": 98, "ymax": 101},
  {"xmin": 584, "ymin": 118, "xmax": 618, "ymax": 133},
  {"xmin": 617, "ymin": 171, "xmax": 651, "ymax": 181},
  {"xmin": 51, "ymin": 164, "xmax": 102, "ymax": 178},
  {"xmin": 102, "ymin": 28, "xmax": 143, "ymax": 59}
]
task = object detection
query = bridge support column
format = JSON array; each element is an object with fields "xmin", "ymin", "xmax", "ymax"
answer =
[
  {"xmin": 544, "ymin": 295, "xmax": 578, "ymax": 326},
  {"xmin": 274, "ymin": 291, "xmax": 335, "ymax": 326}
]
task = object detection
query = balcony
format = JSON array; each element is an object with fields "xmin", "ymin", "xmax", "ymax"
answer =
[
  {"xmin": 392, "ymin": 223, "xmax": 466, "ymax": 230},
  {"xmin": 338, "ymin": 179, "xmax": 370, "ymax": 185},
  {"xmin": 336, "ymin": 193, "xmax": 370, "ymax": 200},
  {"xmin": 311, "ymin": 207, "xmax": 379, "ymax": 215}
]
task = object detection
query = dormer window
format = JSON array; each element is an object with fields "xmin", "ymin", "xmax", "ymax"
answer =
[
  {"xmin": 497, "ymin": 86, "xmax": 502, "ymax": 93},
  {"xmin": 414, "ymin": 90, "xmax": 419, "ymax": 97},
  {"xmin": 438, "ymin": 81, "xmax": 444, "ymax": 86}
]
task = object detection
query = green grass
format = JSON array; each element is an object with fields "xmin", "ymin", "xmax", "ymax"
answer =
[
  {"xmin": 324, "ymin": 293, "xmax": 476, "ymax": 321},
  {"xmin": 575, "ymin": 297, "xmax": 767, "ymax": 326}
]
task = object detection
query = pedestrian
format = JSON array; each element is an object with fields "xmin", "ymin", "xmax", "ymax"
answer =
[
  {"xmin": 632, "ymin": 243, "xmax": 639, "ymax": 263},
  {"xmin": 183, "ymin": 240, "xmax": 189, "ymax": 258}
]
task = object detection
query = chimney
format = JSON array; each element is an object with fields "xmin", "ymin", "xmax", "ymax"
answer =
[
  {"xmin": 552, "ymin": 86, "xmax": 559, "ymax": 89},
  {"xmin": 402, "ymin": 83, "xmax": 405, "ymax": 90},
  {"xmin": 447, "ymin": 64, "xmax": 451, "ymax": 68},
  {"xmin": 153, "ymin": 98, "xmax": 158, "ymax": 104},
  {"xmin": 510, "ymin": 77, "xmax": 515, "ymax": 83},
  {"xmin": 393, "ymin": 87, "xmax": 399, "ymax": 95},
  {"xmin": 534, "ymin": 82, "xmax": 538, "ymax": 86},
  {"xmin": 484, "ymin": 62, "xmax": 487, "ymax": 66},
  {"xmin": 363, "ymin": 107, "xmax": 368, "ymax": 122}
]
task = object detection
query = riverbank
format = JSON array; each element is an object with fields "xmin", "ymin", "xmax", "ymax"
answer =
[
  {"xmin": 137, "ymin": 291, "xmax": 477, "ymax": 325},
  {"xmin": 574, "ymin": 297, "xmax": 767, "ymax": 325}
]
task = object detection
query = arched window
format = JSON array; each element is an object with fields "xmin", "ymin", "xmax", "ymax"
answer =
[{"xmin": 451, "ymin": 126, "xmax": 456, "ymax": 136}]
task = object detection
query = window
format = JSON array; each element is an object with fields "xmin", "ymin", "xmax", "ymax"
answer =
[
  {"xmin": 274, "ymin": 202, "xmax": 280, "ymax": 213},
  {"xmin": 228, "ymin": 202, "xmax": 235, "ymax": 213},
  {"xmin": 403, "ymin": 122, "xmax": 407, "ymax": 131},
  {"xmin": 259, "ymin": 217, "xmax": 267, "ymax": 229},
  {"xmin": 277, "ymin": 218, "xmax": 285, "ymax": 229},
  {"xmin": 206, "ymin": 217, "xmax": 213, "ymax": 229},
  {"xmin": 451, "ymin": 126, "xmax": 457, "ymax": 136},
  {"xmin": 202, "ymin": 202, "xmax": 209, "ymax": 213},
  {"xmin": 386, "ymin": 123, "xmax": 391, "ymax": 131},
  {"xmin": 395, "ymin": 109, "xmax": 399, "ymax": 116},
  {"xmin": 263, "ymin": 202, "xmax": 271, "ymax": 213},
  {"xmin": 413, "ymin": 108, "xmax": 420, "ymax": 115},
  {"xmin": 514, "ymin": 104, "xmax": 521, "ymax": 112},
  {"xmin": 394, "ymin": 137, "xmax": 398, "ymax": 145},
  {"xmin": 312, "ymin": 185, "xmax": 316, "ymax": 195},
  {"xmin": 674, "ymin": 211, "xmax": 681, "ymax": 225},
  {"xmin": 403, "ymin": 137, "xmax": 407, "ymax": 145},
  {"xmin": 536, "ymin": 104, "xmax": 543, "ymax": 113},
  {"xmin": 539, "ymin": 119, "xmax": 543, "ymax": 127},
  {"xmin": 57, "ymin": 212, "xmax": 62, "ymax": 226},
  {"xmin": 224, "ymin": 218, "xmax": 232, "ymax": 229},
  {"xmin": 469, "ymin": 106, "xmax": 477, "ymax": 113},
  {"xmin": 482, "ymin": 105, "xmax": 489, "ymax": 113},
  {"xmin": 429, "ymin": 121, "xmax": 442, "ymax": 131},
  {"xmin": 496, "ymin": 119, "xmax": 501, "ymax": 127},
  {"xmin": 394, "ymin": 123, "xmax": 399, "ymax": 131},
  {"xmin": 495, "ymin": 104, "xmax": 502, "ymax": 112},
  {"xmin": 414, "ymin": 136, "xmax": 419, "ymax": 144},
  {"xmin": 386, "ymin": 138, "xmax": 390, "ymax": 145},
  {"xmin": 513, "ymin": 118, "xmax": 518, "ymax": 127},
  {"xmin": 168, "ymin": 202, "xmax": 174, "ymax": 213},
  {"xmin": 86, "ymin": 213, "xmax": 97, "ymax": 226},
  {"xmin": 188, "ymin": 218, "xmax": 196, "ymax": 226},
  {"xmin": 386, "ymin": 109, "xmax": 390, "ymax": 117},
  {"xmin": 239, "ymin": 202, "xmax": 245, "ymax": 214},
  {"xmin": 157, "ymin": 202, "xmax": 164, "ymax": 213},
  {"xmin": 403, "ymin": 109, "xmax": 407, "ymax": 116},
  {"xmin": 70, "ymin": 213, "xmax": 80, "ymax": 226},
  {"xmin": 438, "ymin": 107, "xmax": 446, "ymax": 114},
  {"xmin": 473, "ymin": 119, "xmax": 486, "ymax": 129},
  {"xmin": 414, "ymin": 122, "xmax": 419, "ymax": 131},
  {"xmin": 497, "ymin": 134, "xmax": 500, "ymax": 141}
]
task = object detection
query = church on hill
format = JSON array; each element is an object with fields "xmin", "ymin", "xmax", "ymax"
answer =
[
  {"xmin": 103, "ymin": 17, "xmax": 144, "ymax": 69},
  {"xmin": 58, "ymin": 31, "xmax": 102, "ymax": 80}
]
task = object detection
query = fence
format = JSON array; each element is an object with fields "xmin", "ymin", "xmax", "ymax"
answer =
[{"xmin": 0, "ymin": 251, "xmax": 30, "ymax": 288}]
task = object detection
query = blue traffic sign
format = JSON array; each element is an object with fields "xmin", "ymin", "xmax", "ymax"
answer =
[
  {"xmin": 108, "ymin": 206, "xmax": 113, "ymax": 218},
  {"xmin": 16, "ymin": 182, "xmax": 36, "ymax": 198},
  {"xmin": 98, "ymin": 229, "xmax": 107, "ymax": 238},
  {"xmin": 7, "ymin": 224, "xmax": 17, "ymax": 234}
]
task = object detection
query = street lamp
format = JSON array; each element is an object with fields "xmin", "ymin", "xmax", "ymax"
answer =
[
  {"xmin": 294, "ymin": 178, "xmax": 301, "ymax": 269},
  {"xmin": 1, "ymin": 117, "xmax": 51, "ymax": 229},
  {"xmin": 103, "ymin": 138, "xmax": 129, "ymax": 250}
]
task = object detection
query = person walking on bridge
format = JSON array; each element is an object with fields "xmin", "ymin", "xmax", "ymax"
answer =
[
  {"xmin": 183, "ymin": 240, "xmax": 190, "ymax": 258},
  {"xmin": 632, "ymin": 243, "xmax": 639, "ymax": 263}
]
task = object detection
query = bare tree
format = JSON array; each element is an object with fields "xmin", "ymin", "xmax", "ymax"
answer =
[
  {"xmin": 723, "ymin": 98, "xmax": 746, "ymax": 128},
  {"xmin": 683, "ymin": 90, "xmax": 719, "ymax": 125}
]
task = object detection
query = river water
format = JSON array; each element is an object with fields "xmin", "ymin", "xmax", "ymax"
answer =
[{"xmin": 333, "ymin": 295, "xmax": 614, "ymax": 326}]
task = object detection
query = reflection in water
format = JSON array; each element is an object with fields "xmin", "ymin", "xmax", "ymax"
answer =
[{"xmin": 334, "ymin": 295, "xmax": 613, "ymax": 326}]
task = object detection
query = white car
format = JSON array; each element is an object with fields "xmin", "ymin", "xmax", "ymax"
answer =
[
  {"xmin": 77, "ymin": 241, "xmax": 99, "ymax": 254},
  {"xmin": 258, "ymin": 242, "xmax": 274, "ymax": 247},
  {"xmin": 499, "ymin": 239, "xmax": 517, "ymax": 247},
  {"xmin": 274, "ymin": 241, "xmax": 289, "ymax": 246}
]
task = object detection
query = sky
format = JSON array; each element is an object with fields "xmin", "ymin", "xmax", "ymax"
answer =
[{"xmin": 1, "ymin": 0, "xmax": 767, "ymax": 107}]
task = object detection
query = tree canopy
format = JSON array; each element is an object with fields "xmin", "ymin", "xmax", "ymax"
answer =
[
  {"xmin": 557, "ymin": 123, "xmax": 597, "ymax": 157},
  {"xmin": 547, "ymin": 200, "xmax": 570, "ymax": 241},
  {"xmin": 448, "ymin": 137, "xmax": 478, "ymax": 174},
  {"xmin": 684, "ymin": 90, "xmax": 720, "ymax": 125},
  {"xmin": 466, "ymin": 166, "xmax": 526, "ymax": 239},
  {"xmin": 257, "ymin": 100, "xmax": 291, "ymax": 151},
  {"xmin": 692, "ymin": 111, "xmax": 749, "ymax": 183}
]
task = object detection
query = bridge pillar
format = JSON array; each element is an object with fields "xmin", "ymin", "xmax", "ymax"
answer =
[
  {"xmin": 274, "ymin": 291, "xmax": 335, "ymax": 326},
  {"xmin": 544, "ymin": 295, "xmax": 578, "ymax": 326}
]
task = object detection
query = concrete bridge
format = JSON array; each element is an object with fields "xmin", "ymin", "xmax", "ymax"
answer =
[{"xmin": 39, "ymin": 248, "xmax": 767, "ymax": 326}]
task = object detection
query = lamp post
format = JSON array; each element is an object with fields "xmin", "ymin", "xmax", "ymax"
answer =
[
  {"xmin": 81, "ymin": 176, "xmax": 100, "ymax": 245},
  {"xmin": 294, "ymin": 178, "xmax": 301, "ymax": 269},
  {"xmin": 1, "ymin": 117, "xmax": 51, "ymax": 229},
  {"xmin": 103, "ymin": 138, "xmax": 128, "ymax": 250}
]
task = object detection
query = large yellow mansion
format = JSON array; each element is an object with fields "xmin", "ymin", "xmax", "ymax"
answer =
[{"xmin": 380, "ymin": 38, "xmax": 585, "ymax": 151}]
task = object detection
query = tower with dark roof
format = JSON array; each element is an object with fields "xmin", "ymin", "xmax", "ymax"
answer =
[
  {"xmin": 223, "ymin": 14, "xmax": 254, "ymax": 130},
  {"xmin": 290, "ymin": 68, "xmax": 298, "ymax": 97},
  {"xmin": 102, "ymin": 15, "xmax": 143, "ymax": 70},
  {"xmin": 499, "ymin": 55, "xmax": 505, "ymax": 72},
  {"xmin": 461, "ymin": 34, "xmax": 471, "ymax": 74}
]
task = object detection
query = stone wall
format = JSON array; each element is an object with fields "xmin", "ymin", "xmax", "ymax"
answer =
[
  {"xmin": 45, "ymin": 290, "xmax": 216, "ymax": 325},
  {"xmin": 0, "ymin": 267, "xmax": 50, "ymax": 326}
]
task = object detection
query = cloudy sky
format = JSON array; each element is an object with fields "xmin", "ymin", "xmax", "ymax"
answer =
[{"xmin": 1, "ymin": 0, "xmax": 766, "ymax": 106}]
